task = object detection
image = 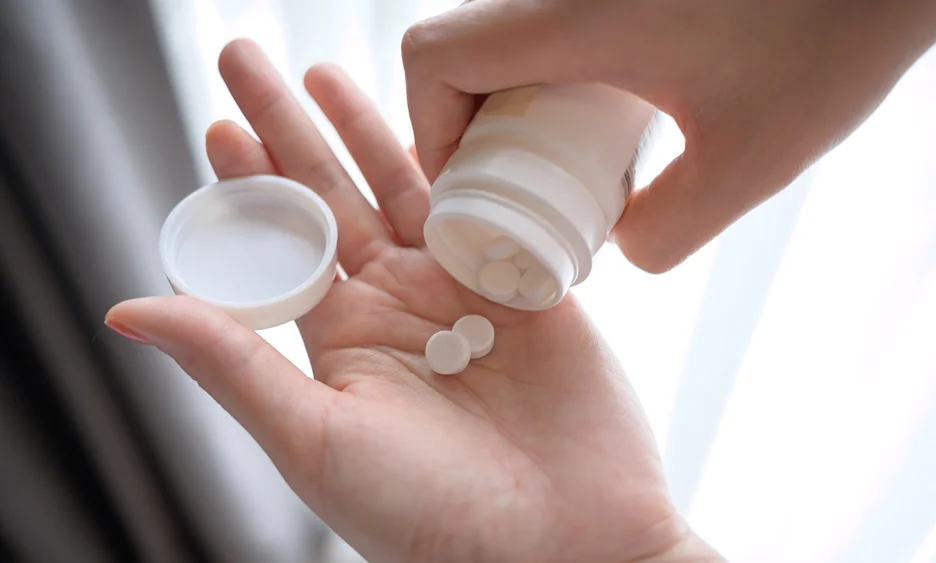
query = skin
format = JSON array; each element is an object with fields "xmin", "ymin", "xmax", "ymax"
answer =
[
  {"xmin": 106, "ymin": 40, "xmax": 723, "ymax": 563},
  {"xmin": 402, "ymin": 0, "xmax": 936, "ymax": 273}
]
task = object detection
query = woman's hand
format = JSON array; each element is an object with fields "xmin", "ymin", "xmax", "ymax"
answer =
[
  {"xmin": 402, "ymin": 0, "xmax": 936, "ymax": 273},
  {"xmin": 106, "ymin": 40, "xmax": 722, "ymax": 563}
]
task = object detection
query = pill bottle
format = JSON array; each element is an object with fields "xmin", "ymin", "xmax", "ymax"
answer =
[{"xmin": 424, "ymin": 83, "xmax": 654, "ymax": 310}]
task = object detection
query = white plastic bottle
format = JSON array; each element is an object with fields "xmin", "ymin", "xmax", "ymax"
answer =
[{"xmin": 424, "ymin": 83, "xmax": 654, "ymax": 310}]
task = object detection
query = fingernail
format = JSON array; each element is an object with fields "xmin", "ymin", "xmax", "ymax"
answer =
[{"xmin": 105, "ymin": 319, "xmax": 151, "ymax": 345}]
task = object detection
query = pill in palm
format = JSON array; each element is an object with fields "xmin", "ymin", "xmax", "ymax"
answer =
[
  {"xmin": 479, "ymin": 260, "xmax": 521, "ymax": 302},
  {"xmin": 511, "ymin": 249, "xmax": 537, "ymax": 272},
  {"xmin": 483, "ymin": 235, "xmax": 522, "ymax": 261},
  {"xmin": 519, "ymin": 266, "xmax": 558, "ymax": 305},
  {"xmin": 425, "ymin": 330, "xmax": 471, "ymax": 375},
  {"xmin": 453, "ymin": 314, "xmax": 495, "ymax": 359}
]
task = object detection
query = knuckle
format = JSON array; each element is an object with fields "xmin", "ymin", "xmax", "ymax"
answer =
[{"xmin": 401, "ymin": 19, "xmax": 438, "ymax": 69}]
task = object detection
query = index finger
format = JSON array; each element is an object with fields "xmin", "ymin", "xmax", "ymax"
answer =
[{"xmin": 401, "ymin": 1, "xmax": 617, "ymax": 181}]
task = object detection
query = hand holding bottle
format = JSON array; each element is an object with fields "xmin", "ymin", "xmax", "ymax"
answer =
[{"xmin": 403, "ymin": 0, "xmax": 936, "ymax": 272}]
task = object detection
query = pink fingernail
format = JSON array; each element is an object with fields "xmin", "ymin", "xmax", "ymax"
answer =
[{"xmin": 105, "ymin": 319, "xmax": 150, "ymax": 345}]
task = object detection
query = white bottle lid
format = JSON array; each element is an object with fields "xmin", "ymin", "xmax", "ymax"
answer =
[{"xmin": 159, "ymin": 175, "xmax": 338, "ymax": 330}]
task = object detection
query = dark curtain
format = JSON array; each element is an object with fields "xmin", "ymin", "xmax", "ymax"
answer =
[{"xmin": 0, "ymin": 1, "xmax": 303, "ymax": 561}]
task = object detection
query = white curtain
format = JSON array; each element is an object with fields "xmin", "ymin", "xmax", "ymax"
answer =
[{"xmin": 151, "ymin": 1, "xmax": 936, "ymax": 562}]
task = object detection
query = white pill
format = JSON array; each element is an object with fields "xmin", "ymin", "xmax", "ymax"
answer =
[
  {"xmin": 453, "ymin": 315, "xmax": 495, "ymax": 359},
  {"xmin": 479, "ymin": 260, "xmax": 521, "ymax": 302},
  {"xmin": 511, "ymin": 249, "xmax": 538, "ymax": 272},
  {"xmin": 425, "ymin": 330, "xmax": 471, "ymax": 375},
  {"xmin": 483, "ymin": 235, "xmax": 522, "ymax": 261},
  {"xmin": 519, "ymin": 266, "xmax": 558, "ymax": 305}
]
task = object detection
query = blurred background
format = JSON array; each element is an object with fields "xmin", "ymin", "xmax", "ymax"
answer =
[{"xmin": 1, "ymin": 0, "xmax": 934, "ymax": 562}]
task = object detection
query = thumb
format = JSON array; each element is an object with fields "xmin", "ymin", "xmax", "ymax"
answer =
[
  {"xmin": 614, "ymin": 142, "xmax": 775, "ymax": 273},
  {"xmin": 105, "ymin": 296, "xmax": 335, "ymax": 473}
]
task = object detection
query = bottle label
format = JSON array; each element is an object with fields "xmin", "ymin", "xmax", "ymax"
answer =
[{"xmin": 479, "ymin": 85, "xmax": 539, "ymax": 117}]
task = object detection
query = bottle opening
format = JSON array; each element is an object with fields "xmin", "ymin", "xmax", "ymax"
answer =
[{"xmin": 424, "ymin": 192, "xmax": 576, "ymax": 311}]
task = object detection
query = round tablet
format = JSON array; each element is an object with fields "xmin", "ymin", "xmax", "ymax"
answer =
[
  {"xmin": 511, "ymin": 249, "xmax": 538, "ymax": 272},
  {"xmin": 483, "ymin": 235, "xmax": 522, "ymax": 261},
  {"xmin": 519, "ymin": 266, "xmax": 558, "ymax": 305},
  {"xmin": 453, "ymin": 315, "xmax": 495, "ymax": 359},
  {"xmin": 478, "ymin": 260, "xmax": 521, "ymax": 302},
  {"xmin": 425, "ymin": 330, "xmax": 471, "ymax": 375}
]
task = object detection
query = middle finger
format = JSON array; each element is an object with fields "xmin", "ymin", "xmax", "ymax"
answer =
[
  {"xmin": 218, "ymin": 39, "xmax": 391, "ymax": 275},
  {"xmin": 305, "ymin": 64, "xmax": 430, "ymax": 247}
]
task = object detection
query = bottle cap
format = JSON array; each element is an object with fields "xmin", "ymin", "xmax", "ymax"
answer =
[{"xmin": 159, "ymin": 175, "xmax": 338, "ymax": 330}]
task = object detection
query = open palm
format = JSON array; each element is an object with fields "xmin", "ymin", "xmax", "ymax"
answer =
[{"xmin": 108, "ymin": 40, "xmax": 694, "ymax": 563}]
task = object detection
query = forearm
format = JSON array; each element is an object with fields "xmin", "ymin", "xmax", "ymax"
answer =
[
  {"xmin": 881, "ymin": 0, "xmax": 936, "ymax": 59},
  {"xmin": 922, "ymin": 0, "xmax": 936, "ymax": 44}
]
